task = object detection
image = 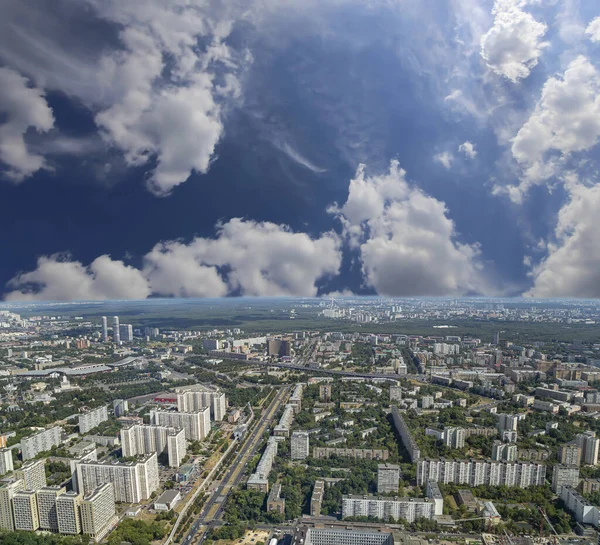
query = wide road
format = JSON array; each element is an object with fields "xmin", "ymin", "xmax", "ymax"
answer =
[{"xmin": 182, "ymin": 385, "xmax": 292, "ymax": 545}]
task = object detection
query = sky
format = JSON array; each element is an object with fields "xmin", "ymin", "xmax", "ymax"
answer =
[{"xmin": 1, "ymin": 0, "xmax": 600, "ymax": 301}]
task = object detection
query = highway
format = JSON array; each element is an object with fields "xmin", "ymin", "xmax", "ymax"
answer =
[{"xmin": 182, "ymin": 385, "xmax": 292, "ymax": 545}]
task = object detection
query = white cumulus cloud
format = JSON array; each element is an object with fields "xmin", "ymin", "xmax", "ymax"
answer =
[
  {"xmin": 527, "ymin": 183, "xmax": 600, "ymax": 298},
  {"xmin": 5, "ymin": 218, "xmax": 342, "ymax": 300},
  {"xmin": 586, "ymin": 16, "xmax": 600, "ymax": 42},
  {"xmin": 511, "ymin": 56, "xmax": 600, "ymax": 184},
  {"xmin": 480, "ymin": 0, "xmax": 549, "ymax": 82},
  {"xmin": 0, "ymin": 0, "xmax": 247, "ymax": 194},
  {"xmin": 434, "ymin": 151, "xmax": 454, "ymax": 169},
  {"xmin": 5, "ymin": 255, "xmax": 151, "ymax": 301},
  {"xmin": 145, "ymin": 219, "xmax": 341, "ymax": 297},
  {"xmin": 0, "ymin": 67, "xmax": 54, "ymax": 181},
  {"xmin": 330, "ymin": 161, "xmax": 484, "ymax": 296},
  {"xmin": 458, "ymin": 141, "xmax": 477, "ymax": 158}
]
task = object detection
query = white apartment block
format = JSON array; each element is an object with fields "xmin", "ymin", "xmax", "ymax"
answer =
[
  {"xmin": 497, "ymin": 414, "xmax": 520, "ymax": 432},
  {"xmin": 80, "ymin": 483, "xmax": 117, "ymax": 542},
  {"xmin": 425, "ymin": 427, "xmax": 465, "ymax": 449},
  {"xmin": 79, "ymin": 406, "xmax": 109, "ymax": 434},
  {"xmin": 552, "ymin": 464, "xmax": 580, "ymax": 494},
  {"xmin": 576, "ymin": 432, "xmax": 600, "ymax": 466},
  {"xmin": 417, "ymin": 459, "xmax": 546, "ymax": 487},
  {"xmin": 56, "ymin": 491, "xmax": 82, "ymax": 535},
  {"xmin": 560, "ymin": 486, "xmax": 600, "ymax": 528},
  {"xmin": 492, "ymin": 441, "xmax": 517, "ymax": 462},
  {"xmin": 291, "ymin": 431, "xmax": 310, "ymax": 460},
  {"xmin": 16, "ymin": 460, "xmax": 47, "ymax": 490},
  {"xmin": 342, "ymin": 495, "xmax": 435, "ymax": 523},
  {"xmin": 0, "ymin": 480, "xmax": 24, "ymax": 530},
  {"xmin": 274, "ymin": 405, "xmax": 295, "ymax": 437},
  {"xmin": 113, "ymin": 399, "xmax": 129, "ymax": 417},
  {"xmin": 21, "ymin": 426, "xmax": 62, "ymax": 460},
  {"xmin": 0, "ymin": 449, "xmax": 13, "ymax": 476},
  {"xmin": 176, "ymin": 390, "xmax": 227, "ymax": 421},
  {"xmin": 391, "ymin": 407, "xmax": 420, "ymax": 462},
  {"xmin": 289, "ymin": 383, "xmax": 305, "ymax": 414},
  {"xmin": 248, "ymin": 437, "xmax": 278, "ymax": 492},
  {"xmin": 390, "ymin": 386, "xmax": 402, "ymax": 402},
  {"xmin": 76, "ymin": 453, "xmax": 159, "ymax": 503},
  {"xmin": 13, "ymin": 490, "xmax": 39, "ymax": 531},
  {"xmin": 377, "ymin": 464, "xmax": 400, "ymax": 494},
  {"xmin": 306, "ymin": 528, "xmax": 393, "ymax": 545},
  {"xmin": 121, "ymin": 424, "xmax": 186, "ymax": 467},
  {"xmin": 36, "ymin": 486, "xmax": 65, "ymax": 531},
  {"xmin": 151, "ymin": 408, "xmax": 210, "ymax": 441}
]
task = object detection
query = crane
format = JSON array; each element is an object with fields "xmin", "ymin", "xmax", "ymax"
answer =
[
  {"xmin": 538, "ymin": 506, "xmax": 560, "ymax": 545},
  {"xmin": 503, "ymin": 528, "xmax": 515, "ymax": 545}
]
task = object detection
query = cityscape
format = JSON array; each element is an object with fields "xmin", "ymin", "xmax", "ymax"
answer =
[
  {"xmin": 0, "ymin": 298, "xmax": 600, "ymax": 545},
  {"xmin": 2, "ymin": 1, "xmax": 600, "ymax": 545}
]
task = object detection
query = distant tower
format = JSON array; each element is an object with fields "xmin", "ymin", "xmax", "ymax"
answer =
[
  {"xmin": 112, "ymin": 316, "xmax": 120, "ymax": 343},
  {"xmin": 493, "ymin": 331, "xmax": 500, "ymax": 346},
  {"xmin": 101, "ymin": 317, "xmax": 108, "ymax": 343}
]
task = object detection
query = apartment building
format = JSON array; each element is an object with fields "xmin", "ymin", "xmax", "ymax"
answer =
[
  {"xmin": 36, "ymin": 486, "xmax": 65, "ymax": 531},
  {"xmin": 21, "ymin": 426, "xmax": 62, "ymax": 460},
  {"xmin": 247, "ymin": 437, "xmax": 278, "ymax": 492},
  {"xmin": 15, "ymin": 460, "xmax": 47, "ymax": 490},
  {"xmin": 75, "ymin": 453, "xmax": 159, "ymax": 503},
  {"xmin": 497, "ymin": 414, "xmax": 520, "ymax": 432},
  {"xmin": 342, "ymin": 495, "xmax": 435, "ymax": 523},
  {"xmin": 80, "ymin": 483, "xmax": 118, "ymax": 542},
  {"xmin": 558, "ymin": 444, "xmax": 582, "ymax": 466},
  {"xmin": 0, "ymin": 479, "xmax": 24, "ymax": 530},
  {"xmin": 274, "ymin": 405, "xmax": 295, "ymax": 437},
  {"xmin": 56, "ymin": 491, "xmax": 82, "ymax": 535},
  {"xmin": 416, "ymin": 459, "xmax": 546, "ymax": 487},
  {"xmin": 560, "ymin": 486, "xmax": 599, "ymax": 528},
  {"xmin": 13, "ymin": 490, "xmax": 39, "ymax": 531},
  {"xmin": 291, "ymin": 431, "xmax": 310, "ymax": 460},
  {"xmin": 312, "ymin": 448, "xmax": 389, "ymax": 461},
  {"xmin": 289, "ymin": 383, "xmax": 305, "ymax": 414},
  {"xmin": 266, "ymin": 483, "xmax": 285, "ymax": 514},
  {"xmin": 377, "ymin": 464, "xmax": 400, "ymax": 494},
  {"xmin": 113, "ymin": 399, "xmax": 129, "ymax": 417},
  {"xmin": 425, "ymin": 427, "xmax": 465, "ymax": 449},
  {"xmin": 492, "ymin": 441, "xmax": 517, "ymax": 462},
  {"xmin": 576, "ymin": 432, "xmax": 600, "ymax": 466},
  {"xmin": 79, "ymin": 406, "xmax": 109, "ymax": 434},
  {"xmin": 0, "ymin": 449, "xmax": 13, "ymax": 476},
  {"xmin": 311, "ymin": 480, "xmax": 325, "ymax": 516},
  {"xmin": 552, "ymin": 464, "xmax": 580, "ymax": 494},
  {"xmin": 391, "ymin": 406, "xmax": 420, "ymax": 462},
  {"xmin": 305, "ymin": 528, "xmax": 393, "ymax": 545},
  {"xmin": 151, "ymin": 408, "xmax": 210, "ymax": 441},
  {"xmin": 176, "ymin": 389, "xmax": 227, "ymax": 421},
  {"xmin": 121, "ymin": 424, "xmax": 186, "ymax": 467}
]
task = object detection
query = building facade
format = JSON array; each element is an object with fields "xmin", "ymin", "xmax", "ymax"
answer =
[
  {"xmin": 417, "ymin": 459, "xmax": 546, "ymax": 487},
  {"xmin": 80, "ymin": 483, "xmax": 117, "ymax": 542},
  {"xmin": 121, "ymin": 424, "xmax": 186, "ymax": 467},
  {"xmin": 56, "ymin": 491, "xmax": 82, "ymax": 535},
  {"xmin": 377, "ymin": 464, "xmax": 400, "ymax": 494},
  {"xmin": 291, "ymin": 431, "xmax": 310, "ymax": 460},
  {"xmin": 21, "ymin": 426, "xmax": 62, "ymax": 460},
  {"xmin": 75, "ymin": 453, "xmax": 159, "ymax": 503},
  {"xmin": 342, "ymin": 495, "xmax": 435, "ymax": 523},
  {"xmin": 552, "ymin": 464, "xmax": 580, "ymax": 494},
  {"xmin": 15, "ymin": 460, "xmax": 47, "ymax": 491},
  {"xmin": 79, "ymin": 406, "xmax": 109, "ymax": 434},
  {"xmin": 151, "ymin": 408, "xmax": 210, "ymax": 441}
]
